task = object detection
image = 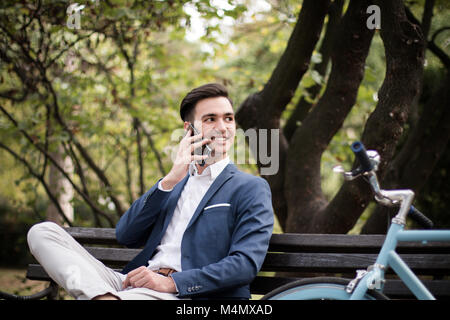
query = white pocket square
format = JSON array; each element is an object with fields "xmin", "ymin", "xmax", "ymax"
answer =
[{"xmin": 204, "ymin": 203, "xmax": 231, "ymax": 211}]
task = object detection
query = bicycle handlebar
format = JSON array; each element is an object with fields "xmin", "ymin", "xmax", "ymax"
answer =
[
  {"xmin": 350, "ymin": 141, "xmax": 434, "ymax": 229},
  {"xmin": 409, "ymin": 206, "xmax": 434, "ymax": 229},
  {"xmin": 351, "ymin": 141, "xmax": 374, "ymax": 172}
]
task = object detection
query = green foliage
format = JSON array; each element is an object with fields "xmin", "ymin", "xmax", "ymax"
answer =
[{"xmin": 0, "ymin": 0, "xmax": 257, "ymax": 227}]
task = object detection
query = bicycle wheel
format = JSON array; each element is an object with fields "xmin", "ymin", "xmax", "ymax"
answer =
[{"xmin": 261, "ymin": 277, "xmax": 388, "ymax": 300}]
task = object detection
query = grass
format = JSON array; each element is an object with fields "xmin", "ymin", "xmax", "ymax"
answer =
[
  {"xmin": 0, "ymin": 267, "xmax": 73, "ymax": 299},
  {"xmin": 0, "ymin": 268, "xmax": 46, "ymax": 297}
]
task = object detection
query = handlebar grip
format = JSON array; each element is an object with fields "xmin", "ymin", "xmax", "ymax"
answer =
[
  {"xmin": 409, "ymin": 205, "xmax": 434, "ymax": 229},
  {"xmin": 351, "ymin": 141, "xmax": 374, "ymax": 172}
]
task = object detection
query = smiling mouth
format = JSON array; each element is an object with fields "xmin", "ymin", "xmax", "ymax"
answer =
[{"xmin": 210, "ymin": 136, "xmax": 228, "ymax": 142}]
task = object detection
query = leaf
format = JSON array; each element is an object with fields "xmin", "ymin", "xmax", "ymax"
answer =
[
  {"xmin": 310, "ymin": 70, "xmax": 323, "ymax": 85},
  {"xmin": 311, "ymin": 52, "xmax": 322, "ymax": 64}
]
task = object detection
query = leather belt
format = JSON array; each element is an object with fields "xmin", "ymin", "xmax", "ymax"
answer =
[{"xmin": 156, "ymin": 268, "xmax": 177, "ymax": 277}]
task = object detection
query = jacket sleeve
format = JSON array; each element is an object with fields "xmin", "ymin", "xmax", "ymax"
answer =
[
  {"xmin": 116, "ymin": 179, "xmax": 172, "ymax": 248},
  {"xmin": 171, "ymin": 177, "xmax": 274, "ymax": 297}
]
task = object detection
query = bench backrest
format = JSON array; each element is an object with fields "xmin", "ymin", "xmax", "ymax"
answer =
[{"xmin": 26, "ymin": 228, "xmax": 450, "ymax": 299}]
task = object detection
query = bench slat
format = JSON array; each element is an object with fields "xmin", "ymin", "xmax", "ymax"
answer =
[
  {"xmin": 30, "ymin": 248, "xmax": 450, "ymax": 275},
  {"xmin": 66, "ymin": 227, "xmax": 117, "ymax": 245},
  {"xmin": 26, "ymin": 264, "xmax": 122, "ymax": 281},
  {"xmin": 262, "ymin": 252, "xmax": 450, "ymax": 274},
  {"xmin": 269, "ymin": 233, "xmax": 450, "ymax": 254},
  {"xmin": 83, "ymin": 247, "xmax": 140, "ymax": 264},
  {"xmin": 64, "ymin": 228, "xmax": 450, "ymax": 254},
  {"xmin": 26, "ymin": 264, "xmax": 51, "ymax": 281}
]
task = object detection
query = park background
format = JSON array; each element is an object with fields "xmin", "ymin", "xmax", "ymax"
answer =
[{"xmin": 0, "ymin": 0, "xmax": 448, "ymax": 298}]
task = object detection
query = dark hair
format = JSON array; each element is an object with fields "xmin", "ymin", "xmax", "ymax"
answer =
[{"xmin": 180, "ymin": 83, "xmax": 233, "ymax": 121}]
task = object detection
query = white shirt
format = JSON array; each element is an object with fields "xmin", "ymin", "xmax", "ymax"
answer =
[{"xmin": 147, "ymin": 157, "xmax": 230, "ymax": 272}]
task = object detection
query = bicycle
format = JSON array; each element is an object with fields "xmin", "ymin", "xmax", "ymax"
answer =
[{"xmin": 262, "ymin": 141, "xmax": 450, "ymax": 300}]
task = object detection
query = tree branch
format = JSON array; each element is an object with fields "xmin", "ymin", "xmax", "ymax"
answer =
[
  {"xmin": 405, "ymin": 6, "xmax": 450, "ymax": 69},
  {"xmin": 236, "ymin": 0, "xmax": 330, "ymax": 130},
  {"xmin": 140, "ymin": 122, "xmax": 167, "ymax": 177},
  {"xmin": 0, "ymin": 142, "xmax": 73, "ymax": 227},
  {"xmin": 284, "ymin": 0, "xmax": 344, "ymax": 141}
]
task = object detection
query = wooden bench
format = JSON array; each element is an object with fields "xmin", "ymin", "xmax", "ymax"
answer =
[{"xmin": 9, "ymin": 228, "xmax": 450, "ymax": 299}]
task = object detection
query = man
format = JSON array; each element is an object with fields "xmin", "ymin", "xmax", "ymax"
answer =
[{"xmin": 27, "ymin": 83, "xmax": 274, "ymax": 300}]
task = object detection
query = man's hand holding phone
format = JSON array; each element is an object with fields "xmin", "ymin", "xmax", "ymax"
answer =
[
  {"xmin": 160, "ymin": 126, "xmax": 211, "ymax": 190},
  {"xmin": 188, "ymin": 123, "xmax": 212, "ymax": 166}
]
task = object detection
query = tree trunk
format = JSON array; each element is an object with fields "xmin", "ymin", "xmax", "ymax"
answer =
[
  {"xmin": 362, "ymin": 70, "xmax": 450, "ymax": 233},
  {"xmin": 236, "ymin": 0, "xmax": 330, "ymax": 230},
  {"xmin": 361, "ymin": 0, "xmax": 445, "ymax": 234},
  {"xmin": 46, "ymin": 145, "xmax": 74, "ymax": 226},
  {"xmin": 284, "ymin": 0, "xmax": 375, "ymax": 232}
]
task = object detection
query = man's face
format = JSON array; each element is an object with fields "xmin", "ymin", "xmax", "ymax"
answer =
[{"xmin": 187, "ymin": 96, "xmax": 236, "ymax": 160}]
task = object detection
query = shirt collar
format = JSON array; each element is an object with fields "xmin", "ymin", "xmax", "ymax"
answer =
[{"xmin": 189, "ymin": 157, "xmax": 230, "ymax": 180}]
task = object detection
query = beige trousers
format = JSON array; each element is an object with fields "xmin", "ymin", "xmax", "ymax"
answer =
[{"xmin": 27, "ymin": 221, "xmax": 180, "ymax": 300}]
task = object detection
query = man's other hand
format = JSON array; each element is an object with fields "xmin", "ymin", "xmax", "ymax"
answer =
[{"xmin": 122, "ymin": 266, "xmax": 177, "ymax": 293}]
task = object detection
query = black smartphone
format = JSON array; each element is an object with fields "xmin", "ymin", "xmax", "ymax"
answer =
[{"xmin": 188, "ymin": 123, "xmax": 212, "ymax": 166}]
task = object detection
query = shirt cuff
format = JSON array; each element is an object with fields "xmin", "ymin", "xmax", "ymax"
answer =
[{"xmin": 158, "ymin": 180, "xmax": 173, "ymax": 192}]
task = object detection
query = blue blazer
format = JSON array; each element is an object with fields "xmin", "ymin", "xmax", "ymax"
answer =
[{"xmin": 115, "ymin": 163, "xmax": 274, "ymax": 299}]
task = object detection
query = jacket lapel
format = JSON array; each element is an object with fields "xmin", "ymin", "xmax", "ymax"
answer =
[
  {"xmin": 161, "ymin": 174, "xmax": 189, "ymax": 231},
  {"xmin": 186, "ymin": 163, "xmax": 236, "ymax": 229}
]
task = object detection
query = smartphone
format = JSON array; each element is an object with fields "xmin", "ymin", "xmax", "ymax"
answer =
[{"xmin": 188, "ymin": 123, "xmax": 212, "ymax": 166}]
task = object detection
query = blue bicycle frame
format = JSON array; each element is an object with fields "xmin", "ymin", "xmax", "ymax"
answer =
[{"xmin": 350, "ymin": 222, "xmax": 450, "ymax": 300}]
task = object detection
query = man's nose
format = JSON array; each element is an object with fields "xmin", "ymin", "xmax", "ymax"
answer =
[{"xmin": 215, "ymin": 118, "xmax": 227, "ymax": 133}]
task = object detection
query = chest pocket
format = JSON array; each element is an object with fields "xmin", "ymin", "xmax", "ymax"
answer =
[{"xmin": 200, "ymin": 204, "xmax": 233, "ymax": 247}]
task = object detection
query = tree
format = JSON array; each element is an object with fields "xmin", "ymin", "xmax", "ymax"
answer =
[
  {"xmin": 236, "ymin": 0, "xmax": 449, "ymax": 233},
  {"xmin": 0, "ymin": 0, "xmax": 246, "ymax": 226},
  {"xmin": 362, "ymin": 2, "xmax": 450, "ymax": 232}
]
